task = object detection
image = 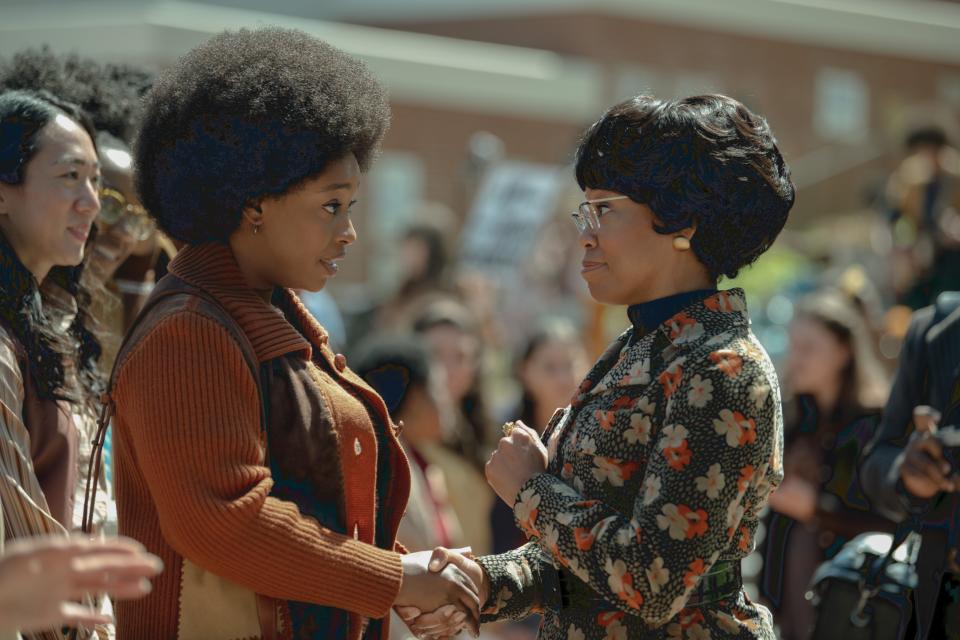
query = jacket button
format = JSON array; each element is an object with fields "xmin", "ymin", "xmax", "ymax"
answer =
[
  {"xmin": 354, "ymin": 437, "xmax": 362, "ymax": 456},
  {"xmin": 334, "ymin": 353, "xmax": 347, "ymax": 372}
]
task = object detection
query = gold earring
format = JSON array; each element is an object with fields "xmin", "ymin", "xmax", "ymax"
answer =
[{"xmin": 673, "ymin": 236, "xmax": 691, "ymax": 251}]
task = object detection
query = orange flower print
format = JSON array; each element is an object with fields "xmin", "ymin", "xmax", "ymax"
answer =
[
  {"xmin": 604, "ymin": 558, "xmax": 644, "ymax": 610},
  {"xmin": 593, "ymin": 457, "xmax": 641, "ymax": 486},
  {"xmin": 667, "ymin": 312, "xmax": 705, "ymax": 344},
  {"xmin": 710, "ymin": 349, "xmax": 743, "ymax": 378},
  {"xmin": 573, "ymin": 527, "xmax": 596, "ymax": 550},
  {"xmin": 704, "ymin": 290, "xmax": 745, "ymax": 313},
  {"xmin": 683, "ymin": 558, "xmax": 707, "ymax": 589},
  {"xmin": 713, "ymin": 409, "xmax": 757, "ymax": 448},
  {"xmin": 597, "ymin": 611, "xmax": 625, "ymax": 627},
  {"xmin": 737, "ymin": 465, "xmax": 756, "ymax": 493},
  {"xmin": 514, "ymin": 487, "xmax": 541, "ymax": 536},
  {"xmin": 596, "ymin": 409, "xmax": 617, "ymax": 431},
  {"xmin": 658, "ymin": 362, "xmax": 684, "ymax": 398},
  {"xmin": 737, "ymin": 525, "xmax": 752, "ymax": 552},
  {"xmin": 663, "ymin": 441, "xmax": 692, "ymax": 471},
  {"xmin": 656, "ymin": 504, "xmax": 709, "ymax": 540}
]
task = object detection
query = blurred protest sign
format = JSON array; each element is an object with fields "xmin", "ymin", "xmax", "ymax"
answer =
[{"xmin": 460, "ymin": 161, "xmax": 564, "ymax": 275}]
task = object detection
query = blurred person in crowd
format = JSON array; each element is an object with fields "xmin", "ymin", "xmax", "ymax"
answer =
[
  {"xmin": 0, "ymin": 90, "xmax": 104, "ymax": 639},
  {"xmin": 353, "ymin": 335, "xmax": 471, "ymax": 640},
  {"xmin": 402, "ymin": 94, "xmax": 794, "ymax": 639},
  {"xmin": 0, "ymin": 533, "xmax": 161, "ymax": 638},
  {"xmin": 109, "ymin": 28, "xmax": 479, "ymax": 639},
  {"xmin": 761, "ymin": 289, "xmax": 893, "ymax": 639},
  {"xmin": 885, "ymin": 126, "xmax": 960, "ymax": 308},
  {"xmin": 414, "ymin": 300, "xmax": 496, "ymax": 556},
  {"xmin": 353, "ymin": 335, "xmax": 464, "ymax": 553},
  {"xmin": 375, "ymin": 222, "xmax": 453, "ymax": 329},
  {"xmin": 491, "ymin": 320, "xmax": 588, "ymax": 555},
  {"xmin": 861, "ymin": 292, "xmax": 960, "ymax": 638}
]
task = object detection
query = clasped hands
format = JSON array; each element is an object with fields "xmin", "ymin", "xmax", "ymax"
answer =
[{"xmin": 395, "ymin": 421, "xmax": 548, "ymax": 638}]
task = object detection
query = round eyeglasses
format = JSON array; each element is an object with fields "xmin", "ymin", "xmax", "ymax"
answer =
[
  {"xmin": 98, "ymin": 188, "xmax": 157, "ymax": 242},
  {"xmin": 570, "ymin": 195, "xmax": 629, "ymax": 233}
]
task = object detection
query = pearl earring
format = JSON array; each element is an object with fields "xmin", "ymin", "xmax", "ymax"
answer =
[
  {"xmin": 252, "ymin": 224, "xmax": 261, "ymax": 235},
  {"xmin": 673, "ymin": 236, "xmax": 691, "ymax": 251}
]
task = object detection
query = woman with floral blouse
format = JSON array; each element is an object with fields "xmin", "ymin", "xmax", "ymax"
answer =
[{"xmin": 400, "ymin": 94, "xmax": 795, "ymax": 640}]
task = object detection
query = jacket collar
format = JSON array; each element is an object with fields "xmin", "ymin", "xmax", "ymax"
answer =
[
  {"xmin": 654, "ymin": 288, "xmax": 750, "ymax": 353},
  {"xmin": 167, "ymin": 243, "xmax": 323, "ymax": 363}
]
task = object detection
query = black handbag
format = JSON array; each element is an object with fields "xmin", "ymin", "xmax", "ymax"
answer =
[{"xmin": 806, "ymin": 526, "xmax": 918, "ymax": 640}]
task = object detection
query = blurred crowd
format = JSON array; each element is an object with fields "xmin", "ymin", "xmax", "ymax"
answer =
[{"xmin": 0, "ymin": 41, "xmax": 959, "ymax": 640}]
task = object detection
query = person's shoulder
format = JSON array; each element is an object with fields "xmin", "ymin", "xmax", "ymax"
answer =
[{"xmin": 115, "ymin": 307, "xmax": 248, "ymax": 379}]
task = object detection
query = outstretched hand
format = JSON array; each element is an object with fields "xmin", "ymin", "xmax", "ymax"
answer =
[
  {"xmin": 0, "ymin": 535, "xmax": 163, "ymax": 634},
  {"xmin": 395, "ymin": 549, "xmax": 481, "ymax": 638},
  {"xmin": 396, "ymin": 547, "xmax": 488, "ymax": 639}
]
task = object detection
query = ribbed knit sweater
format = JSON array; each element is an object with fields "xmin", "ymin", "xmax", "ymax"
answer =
[{"xmin": 111, "ymin": 244, "xmax": 410, "ymax": 639}]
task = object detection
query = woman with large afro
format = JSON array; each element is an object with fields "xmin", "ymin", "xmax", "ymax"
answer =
[{"xmin": 109, "ymin": 27, "xmax": 479, "ymax": 640}]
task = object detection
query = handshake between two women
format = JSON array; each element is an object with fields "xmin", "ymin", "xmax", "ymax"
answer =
[{"xmin": 394, "ymin": 546, "xmax": 489, "ymax": 639}]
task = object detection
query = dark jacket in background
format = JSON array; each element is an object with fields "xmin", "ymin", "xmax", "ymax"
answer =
[{"xmin": 860, "ymin": 294, "xmax": 960, "ymax": 639}]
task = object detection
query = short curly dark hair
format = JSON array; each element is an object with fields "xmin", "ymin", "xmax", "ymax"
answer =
[
  {"xmin": 575, "ymin": 94, "xmax": 795, "ymax": 280},
  {"xmin": 0, "ymin": 46, "xmax": 153, "ymax": 143},
  {"xmin": 134, "ymin": 27, "xmax": 391, "ymax": 245}
]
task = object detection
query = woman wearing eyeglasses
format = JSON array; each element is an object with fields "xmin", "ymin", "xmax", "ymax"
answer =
[{"xmin": 403, "ymin": 94, "xmax": 794, "ymax": 639}]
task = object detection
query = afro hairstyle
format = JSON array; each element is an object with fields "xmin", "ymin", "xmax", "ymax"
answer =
[
  {"xmin": 575, "ymin": 94, "xmax": 795, "ymax": 281},
  {"xmin": 0, "ymin": 46, "xmax": 153, "ymax": 143},
  {"xmin": 134, "ymin": 27, "xmax": 391, "ymax": 245}
]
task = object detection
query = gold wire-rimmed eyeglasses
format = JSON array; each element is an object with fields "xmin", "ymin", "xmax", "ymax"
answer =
[{"xmin": 570, "ymin": 195, "xmax": 629, "ymax": 233}]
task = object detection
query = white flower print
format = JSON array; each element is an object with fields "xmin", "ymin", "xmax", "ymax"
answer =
[
  {"xmin": 713, "ymin": 409, "xmax": 753, "ymax": 448},
  {"xmin": 688, "ymin": 624, "xmax": 713, "ymax": 640},
  {"xmin": 603, "ymin": 620, "xmax": 628, "ymax": 640},
  {"xmin": 542, "ymin": 523, "xmax": 560, "ymax": 552},
  {"xmin": 624, "ymin": 413, "xmax": 651, "ymax": 445},
  {"xmin": 668, "ymin": 316, "xmax": 705, "ymax": 344},
  {"xmin": 659, "ymin": 424, "xmax": 689, "ymax": 450},
  {"xmin": 687, "ymin": 374, "xmax": 714, "ymax": 408},
  {"xmin": 573, "ymin": 476, "xmax": 585, "ymax": 493},
  {"xmin": 712, "ymin": 611, "xmax": 742, "ymax": 633},
  {"xmin": 551, "ymin": 481, "xmax": 579, "ymax": 498},
  {"xmin": 749, "ymin": 382, "xmax": 770, "ymax": 409},
  {"xmin": 635, "ymin": 396, "xmax": 656, "ymax": 415},
  {"xmin": 566, "ymin": 625, "xmax": 585, "ymax": 640},
  {"xmin": 621, "ymin": 357, "xmax": 651, "ymax": 386},
  {"xmin": 604, "ymin": 557, "xmax": 630, "ymax": 594},
  {"xmin": 556, "ymin": 511, "xmax": 575, "ymax": 526},
  {"xmin": 593, "ymin": 457, "xmax": 626, "ymax": 487},
  {"xmin": 514, "ymin": 488, "xmax": 541, "ymax": 528},
  {"xmin": 726, "ymin": 498, "xmax": 746, "ymax": 530},
  {"xmin": 695, "ymin": 463, "xmax": 726, "ymax": 499},
  {"xmin": 642, "ymin": 475, "xmax": 662, "ymax": 506},
  {"xmin": 656, "ymin": 504, "xmax": 689, "ymax": 541},
  {"xmin": 616, "ymin": 520, "xmax": 640, "ymax": 546},
  {"xmin": 491, "ymin": 585, "xmax": 513, "ymax": 614},
  {"xmin": 578, "ymin": 435, "xmax": 597, "ymax": 455},
  {"xmin": 645, "ymin": 557, "xmax": 669, "ymax": 595}
]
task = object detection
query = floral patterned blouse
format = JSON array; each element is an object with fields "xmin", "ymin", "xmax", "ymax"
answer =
[{"xmin": 476, "ymin": 289, "xmax": 783, "ymax": 639}]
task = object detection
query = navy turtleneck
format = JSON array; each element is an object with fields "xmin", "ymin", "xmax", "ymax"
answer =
[{"xmin": 627, "ymin": 289, "xmax": 718, "ymax": 338}]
